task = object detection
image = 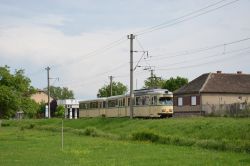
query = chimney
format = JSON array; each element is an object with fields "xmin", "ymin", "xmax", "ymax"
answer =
[
  {"xmin": 237, "ymin": 71, "xmax": 242, "ymax": 74},
  {"xmin": 216, "ymin": 71, "xmax": 222, "ymax": 74}
]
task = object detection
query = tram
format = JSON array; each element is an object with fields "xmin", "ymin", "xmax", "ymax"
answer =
[{"xmin": 79, "ymin": 89, "xmax": 173, "ymax": 118}]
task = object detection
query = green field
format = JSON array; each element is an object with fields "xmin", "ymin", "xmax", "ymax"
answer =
[{"xmin": 0, "ymin": 117, "xmax": 250, "ymax": 165}]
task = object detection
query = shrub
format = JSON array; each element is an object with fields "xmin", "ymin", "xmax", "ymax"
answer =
[
  {"xmin": 55, "ymin": 105, "xmax": 65, "ymax": 118},
  {"xmin": 132, "ymin": 131, "xmax": 160, "ymax": 142},
  {"xmin": 84, "ymin": 127, "xmax": 98, "ymax": 137},
  {"xmin": 1, "ymin": 122, "xmax": 10, "ymax": 127}
]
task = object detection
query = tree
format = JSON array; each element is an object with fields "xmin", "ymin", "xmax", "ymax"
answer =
[
  {"xmin": 21, "ymin": 98, "xmax": 39, "ymax": 118},
  {"xmin": 162, "ymin": 76, "xmax": 188, "ymax": 92},
  {"xmin": 97, "ymin": 82, "xmax": 128, "ymax": 97},
  {"xmin": 55, "ymin": 105, "xmax": 65, "ymax": 118},
  {"xmin": 45, "ymin": 86, "xmax": 74, "ymax": 99},
  {"xmin": 144, "ymin": 74, "xmax": 165, "ymax": 89},
  {"xmin": 0, "ymin": 66, "xmax": 38, "ymax": 118}
]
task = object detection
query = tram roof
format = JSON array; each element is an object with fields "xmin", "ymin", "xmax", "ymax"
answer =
[
  {"xmin": 132, "ymin": 88, "xmax": 172, "ymax": 95},
  {"xmin": 79, "ymin": 97, "xmax": 106, "ymax": 103},
  {"xmin": 79, "ymin": 89, "xmax": 172, "ymax": 103}
]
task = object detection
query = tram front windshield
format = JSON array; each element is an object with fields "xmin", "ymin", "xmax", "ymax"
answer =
[{"xmin": 159, "ymin": 97, "xmax": 173, "ymax": 105}]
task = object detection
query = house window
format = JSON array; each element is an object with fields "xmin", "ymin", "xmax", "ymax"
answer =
[
  {"xmin": 191, "ymin": 96, "xmax": 197, "ymax": 106},
  {"xmin": 178, "ymin": 97, "xmax": 183, "ymax": 106}
]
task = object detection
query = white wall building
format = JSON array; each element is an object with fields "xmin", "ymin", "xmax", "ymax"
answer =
[{"xmin": 57, "ymin": 99, "xmax": 79, "ymax": 119}]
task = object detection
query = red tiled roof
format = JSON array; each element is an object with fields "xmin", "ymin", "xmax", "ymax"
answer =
[{"xmin": 174, "ymin": 73, "xmax": 250, "ymax": 94}]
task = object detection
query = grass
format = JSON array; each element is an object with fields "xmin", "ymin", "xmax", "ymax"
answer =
[
  {"xmin": 0, "ymin": 127, "xmax": 250, "ymax": 166},
  {"xmin": 4, "ymin": 117, "xmax": 249, "ymax": 153}
]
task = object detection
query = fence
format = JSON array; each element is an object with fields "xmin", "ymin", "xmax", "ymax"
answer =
[{"xmin": 202, "ymin": 103, "xmax": 250, "ymax": 117}]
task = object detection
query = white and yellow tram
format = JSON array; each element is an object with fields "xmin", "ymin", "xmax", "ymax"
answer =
[{"xmin": 79, "ymin": 89, "xmax": 173, "ymax": 118}]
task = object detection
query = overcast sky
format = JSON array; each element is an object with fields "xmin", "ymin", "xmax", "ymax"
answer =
[{"xmin": 0, "ymin": 0, "xmax": 250, "ymax": 99}]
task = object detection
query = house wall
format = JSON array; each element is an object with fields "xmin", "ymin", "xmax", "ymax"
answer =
[
  {"xmin": 201, "ymin": 93, "xmax": 250, "ymax": 105},
  {"xmin": 201, "ymin": 93, "xmax": 250, "ymax": 114},
  {"xmin": 31, "ymin": 91, "xmax": 53, "ymax": 103},
  {"xmin": 173, "ymin": 94, "xmax": 201, "ymax": 112}
]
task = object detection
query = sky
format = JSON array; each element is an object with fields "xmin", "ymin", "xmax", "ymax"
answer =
[{"xmin": 0, "ymin": 0, "xmax": 250, "ymax": 99}]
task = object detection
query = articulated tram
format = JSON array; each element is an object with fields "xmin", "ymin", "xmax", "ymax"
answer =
[{"xmin": 79, "ymin": 89, "xmax": 173, "ymax": 118}]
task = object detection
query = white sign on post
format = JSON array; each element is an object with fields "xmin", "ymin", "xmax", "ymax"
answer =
[{"xmin": 45, "ymin": 105, "xmax": 48, "ymax": 118}]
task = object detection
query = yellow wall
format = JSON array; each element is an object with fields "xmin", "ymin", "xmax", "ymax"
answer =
[
  {"xmin": 201, "ymin": 93, "xmax": 250, "ymax": 105},
  {"xmin": 31, "ymin": 91, "xmax": 53, "ymax": 104}
]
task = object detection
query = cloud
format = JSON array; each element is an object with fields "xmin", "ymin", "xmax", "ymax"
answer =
[
  {"xmin": 0, "ymin": 0, "xmax": 250, "ymax": 99},
  {"xmin": 0, "ymin": 24, "xmax": 134, "ymax": 99}
]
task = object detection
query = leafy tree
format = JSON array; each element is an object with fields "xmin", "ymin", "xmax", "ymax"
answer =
[
  {"xmin": 0, "ymin": 85, "xmax": 20, "ymax": 118},
  {"xmin": 37, "ymin": 101, "xmax": 46, "ymax": 118},
  {"xmin": 21, "ymin": 98, "xmax": 39, "ymax": 118},
  {"xmin": 55, "ymin": 105, "xmax": 65, "ymax": 118},
  {"xmin": 97, "ymin": 82, "xmax": 127, "ymax": 97},
  {"xmin": 162, "ymin": 76, "xmax": 188, "ymax": 92},
  {"xmin": 144, "ymin": 74, "xmax": 165, "ymax": 89},
  {"xmin": 0, "ymin": 66, "xmax": 37, "ymax": 118},
  {"xmin": 45, "ymin": 86, "xmax": 74, "ymax": 99}
]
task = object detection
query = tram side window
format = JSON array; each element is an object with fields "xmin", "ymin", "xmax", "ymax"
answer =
[
  {"xmin": 88, "ymin": 103, "xmax": 90, "ymax": 109},
  {"xmin": 141, "ymin": 96, "xmax": 150, "ymax": 105},
  {"xmin": 79, "ymin": 103, "xmax": 84, "ymax": 109},
  {"xmin": 136, "ymin": 97, "xmax": 142, "ymax": 105},
  {"xmin": 103, "ymin": 101, "xmax": 106, "ymax": 108},
  {"xmin": 145, "ymin": 96, "xmax": 150, "ymax": 105},
  {"xmin": 84, "ymin": 103, "xmax": 88, "ymax": 109},
  {"xmin": 90, "ymin": 102, "xmax": 98, "ymax": 109},
  {"xmin": 118, "ymin": 98, "xmax": 125, "ymax": 107},
  {"xmin": 108, "ymin": 100, "xmax": 117, "ymax": 108},
  {"xmin": 98, "ymin": 102, "xmax": 103, "ymax": 108},
  {"xmin": 151, "ymin": 96, "xmax": 157, "ymax": 105},
  {"xmin": 80, "ymin": 103, "xmax": 89, "ymax": 109}
]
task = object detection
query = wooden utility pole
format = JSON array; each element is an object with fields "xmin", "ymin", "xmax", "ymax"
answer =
[{"xmin": 128, "ymin": 34, "xmax": 135, "ymax": 119}]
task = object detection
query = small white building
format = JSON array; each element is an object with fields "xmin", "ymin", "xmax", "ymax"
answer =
[{"xmin": 57, "ymin": 99, "xmax": 79, "ymax": 119}]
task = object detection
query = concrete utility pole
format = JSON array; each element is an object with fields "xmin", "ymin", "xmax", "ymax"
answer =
[
  {"xmin": 128, "ymin": 34, "xmax": 135, "ymax": 119},
  {"xmin": 109, "ymin": 76, "xmax": 113, "ymax": 97},
  {"xmin": 45, "ymin": 66, "xmax": 50, "ymax": 118},
  {"xmin": 150, "ymin": 69, "xmax": 154, "ymax": 89}
]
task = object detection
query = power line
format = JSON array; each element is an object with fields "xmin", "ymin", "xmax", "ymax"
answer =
[
  {"xmin": 150, "ymin": 37, "xmax": 250, "ymax": 61},
  {"xmin": 49, "ymin": 36, "xmax": 127, "ymax": 70},
  {"xmin": 156, "ymin": 50, "xmax": 250, "ymax": 71},
  {"xmin": 52, "ymin": 0, "xmax": 240, "ymax": 71},
  {"xmin": 59, "ymin": 62, "xmax": 128, "ymax": 87},
  {"xmin": 28, "ymin": 0, "xmax": 241, "ymax": 79},
  {"xmin": 157, "ymin": 46, "xmax": 250, "ymax": 68},
  {"xmin": 136, "ymin": 0, "xmax": 240, "ymax": 36}
]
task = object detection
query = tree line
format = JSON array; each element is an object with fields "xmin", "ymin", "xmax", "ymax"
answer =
[
  {"xmin": 0, "ymin": 66, "xmax": 74, "ymax": 119},
  {"xmin": 0, "ymin": 65, "xmax": 188, "ymax": 119},
  {"xmin": 97, "ymin": 74, "xmax": 188, "ymax": 97}
]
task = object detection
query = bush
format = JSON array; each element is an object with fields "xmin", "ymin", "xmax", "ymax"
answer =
[
  {"xmin": 55, "ymin": 105, "xmax": 65, "ymax": 118},
  {"xmin": 84, "ymin": 127, "xmax": 98, "ymax": 137},
  {"xmin": 1, "ymin": 122, "xmax": 10, "ymax": 127},
  {"xmin": 132, "ymin": 131, "xmax": 160, "ymax": 142}
]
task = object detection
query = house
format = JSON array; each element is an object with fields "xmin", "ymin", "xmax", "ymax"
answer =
[
  {"xmin": 173, "ymin": 71, "xmax": 250, "ymax": 116},
  {"xmin": 31, "ymin": 89, "xmax": 54, "ymax": 104}
]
